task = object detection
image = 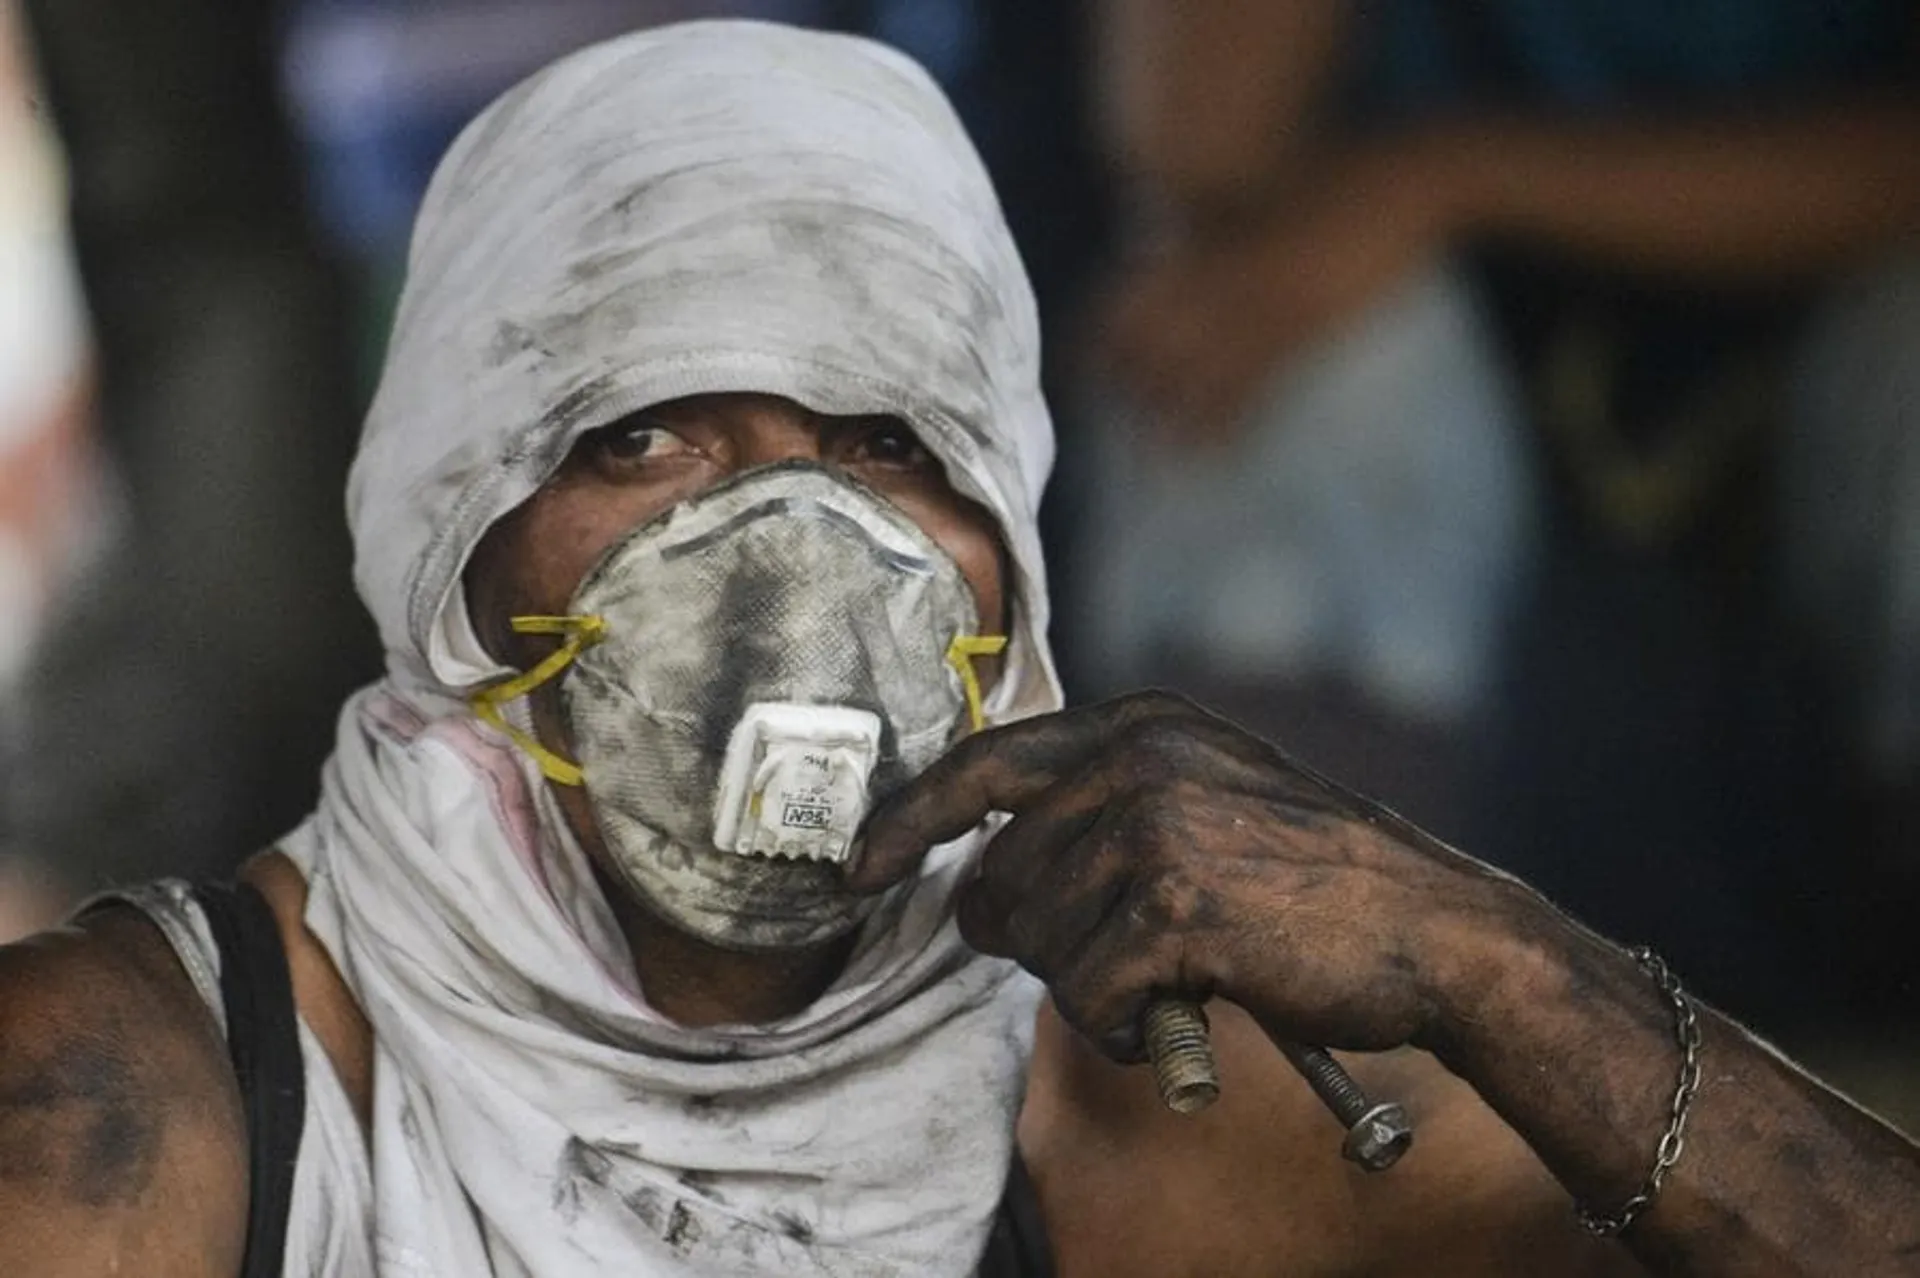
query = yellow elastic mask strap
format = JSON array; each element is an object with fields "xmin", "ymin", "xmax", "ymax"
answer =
[
  {"xmin": 946, "ymin": 634, "xmax": 1010, "ymax": 734},
  {"xmin": 468, "ymin": 614, "xmax": 608, "ymax": 786}
]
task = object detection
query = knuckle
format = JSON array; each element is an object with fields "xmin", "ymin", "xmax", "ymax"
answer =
[
  {"xmin": 1050, "ymin": 951, "xmax": 1149, "ymax": 1044},
  {"xmin": 1108, "ymin": 787, "xmax": 1187, "ymax": 865},
  {"xmin": 1133, "ymin": 871, "xmax": 1189, "ymax": 929},
  {"xmin": 951, "ymin": 722, "xmax": 1010, "ymax": 774},
  {"xmin": 1133, "ymin": 786, "xmax": 1189, "ymax": 839},
  {"xmin": 1112, "ymin": 717, "xmax": 1199, "ymax": 776},
  {"xmin": 1048, "ymin": 975, "xmax": 1119, "ymax": 1043},
  {"xmin": 1098, "ymin": 861, "xmax": 1175, "ymax": 937},
  {"xmin": 1058, "ymin": 952, "xmax": 1176, "ymax": 1062}
]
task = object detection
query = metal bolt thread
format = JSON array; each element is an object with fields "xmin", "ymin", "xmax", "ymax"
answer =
[
  {"xmin": 1143, "ymin": 999, "xmax": 1220, "ymax": 1115},
  {"xmin": 1279, "ymin": 1043, "xmax": 1371, "ymax": 1124},
  {"xmin": 1142, "ymin": 1003, "xmax": 1413, "ymax": 1171},
  {"xmin": 1278, "ymin": 1042, "xmax": 1415, "ymax": 1172}
]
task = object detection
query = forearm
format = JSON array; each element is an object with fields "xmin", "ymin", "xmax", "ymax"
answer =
[
  {"xmin": 1432, "ymin": 905, "xmax": 1920, "ymax": 1275},
  {"xmin": 1416, "ymin": 98, "xmax": 1920, "ymax": 281},
  {"xmin": 855, "ymin": 692, "xmax": 1920, "ymax": 1271}
]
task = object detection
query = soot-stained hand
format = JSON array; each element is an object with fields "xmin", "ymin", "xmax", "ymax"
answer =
[{"xmin": 849, "ymin": 691, "xmax": 1549, "ymax": 1064}]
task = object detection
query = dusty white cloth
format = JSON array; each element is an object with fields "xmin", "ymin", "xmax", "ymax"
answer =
[{"xmin": 279, "ymin": 19, "xmax": 1063, "ymax": 1276}]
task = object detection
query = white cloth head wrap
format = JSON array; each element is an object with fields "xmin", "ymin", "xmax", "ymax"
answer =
[{"xmin": 282, "ymin": 20, "xmax": 1062, "ymax": 1276}]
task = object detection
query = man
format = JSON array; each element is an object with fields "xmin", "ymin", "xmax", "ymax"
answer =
[{"xmin": 1, "ymin": 21, "xmax": 1916, "ymax": 1277}]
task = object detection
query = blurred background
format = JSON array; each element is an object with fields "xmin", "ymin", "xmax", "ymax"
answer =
[{"xmin": 0, "ymin": 0, "xmax": 1914, "ymax": 1120}]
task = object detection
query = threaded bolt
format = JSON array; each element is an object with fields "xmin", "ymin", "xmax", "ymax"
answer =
[
  {"xmin": 1143, "ymin": 1003, "xmax": 1414, "ymax": 1172},
  {"xmin": 1279, "ymin": 1042, "xmax": 1415, "ymax": 1171},
  {"xmin": 1280, "ymin": 1042, "xmax": 1371, "ymax": 1117},
  {"xmin": 1143, "ymin": 999, "xmax": 1220, "ymax": 1115}
]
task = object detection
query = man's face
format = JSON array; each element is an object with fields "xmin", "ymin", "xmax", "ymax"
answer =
[
  {"xmin": 467, "ymin": 391, "xmax": 1006, "ymax": 660},
  {"xmin": 463, "ymin": 391, "xmax": 1008, "ymax": 906}
]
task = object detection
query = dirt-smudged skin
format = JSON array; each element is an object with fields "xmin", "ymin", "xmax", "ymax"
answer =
[
  {"xmin": 0, "ymin": 1032, "xmax": 163, "ymax": 1206},
  {"xmin": 853, "ymin": 689, "xmax": 1920, "ymax": 1277},
  {"xmin": 0, "ymin": 906, "xmax": 248, "ymax": 1272}
]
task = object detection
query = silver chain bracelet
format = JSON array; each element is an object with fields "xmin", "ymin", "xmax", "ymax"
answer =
[{"xmin": 1575, "ymin": 946, "xmax": 1703, "ymax": 1237}]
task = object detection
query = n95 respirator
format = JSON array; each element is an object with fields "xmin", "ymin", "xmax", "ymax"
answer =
[{"xmin": 471, "ymin": 461, "xmax": 1005, "ymax": 950}]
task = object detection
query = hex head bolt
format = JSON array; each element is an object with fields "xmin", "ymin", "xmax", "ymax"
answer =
[{"xmin": 1142, "ymin": 999, "xmax": 1415, "ymax": 1171}]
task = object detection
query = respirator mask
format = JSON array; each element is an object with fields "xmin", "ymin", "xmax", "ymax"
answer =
[{"xmin": 471, "ymin": 461, "xmax": 1007, "ymax": 950}]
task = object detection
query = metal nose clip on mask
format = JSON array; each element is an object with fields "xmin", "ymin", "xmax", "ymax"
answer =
[{"xmin": 470, "ymin": 461, "xmax": 1007, "ymax": 951}]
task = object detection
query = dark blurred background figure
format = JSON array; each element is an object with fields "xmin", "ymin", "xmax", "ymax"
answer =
[
  {"xmin": 0, "ymin": 0, "xmax": 1106, "ymax": 936},
  {"xmin": 1073, "ymin": 1, "xmax": 1920, "ymax": 1034},
  {"xmin": 3, "ymin": 0, "xmax": 376, "ymax": 923}
]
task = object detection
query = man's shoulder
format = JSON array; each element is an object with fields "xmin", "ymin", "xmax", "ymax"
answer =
[
  {"xmin": 0, "ymin": 903, "xmax": 247, "ymax": 1276},
  {"xmin": 2, "ymin": 899, "xmax": 205, "ymax": 1025}
]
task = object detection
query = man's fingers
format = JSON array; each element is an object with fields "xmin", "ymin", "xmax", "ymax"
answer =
[
  {"xmin": 847, "ymin": 691, "xmax": 1197, "ymax": 893},
  {"xmin": 951, "ymin": 782, "xmax": 1123, "ymax": 962},
  {"xmin": 850, "ymin": 724, "xmax": 1064, "ymax": 894}
]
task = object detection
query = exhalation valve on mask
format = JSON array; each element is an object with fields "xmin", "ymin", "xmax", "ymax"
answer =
[
  {"xmin": 708, "ymin": 631, "xmax": 1006, "ymax": 865},
  {"xmin": 469, "ymin": 461, "xmax": 1007, "ymax": 949},
  {"xmin": 712, "ymin": 702, "xmax": 882, "ymax": 863}
]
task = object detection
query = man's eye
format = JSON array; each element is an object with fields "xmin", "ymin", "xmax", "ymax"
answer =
[
  {"xmin": 851, "ymin": 420, "xmax": 933, "ymax": 469},
  {"xmin": 582, "ymin": 418, "xmax": 692, "ymax": 465}
]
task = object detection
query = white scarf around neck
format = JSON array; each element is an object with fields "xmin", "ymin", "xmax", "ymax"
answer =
[{"xmin": 285, "ymin": 686, "xmax": 1039, "ymax": 1276}]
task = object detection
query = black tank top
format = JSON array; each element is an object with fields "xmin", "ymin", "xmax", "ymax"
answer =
[{"xmin": 192, "ymin": 880, "xmax": 1054, "ymax": 1278}]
